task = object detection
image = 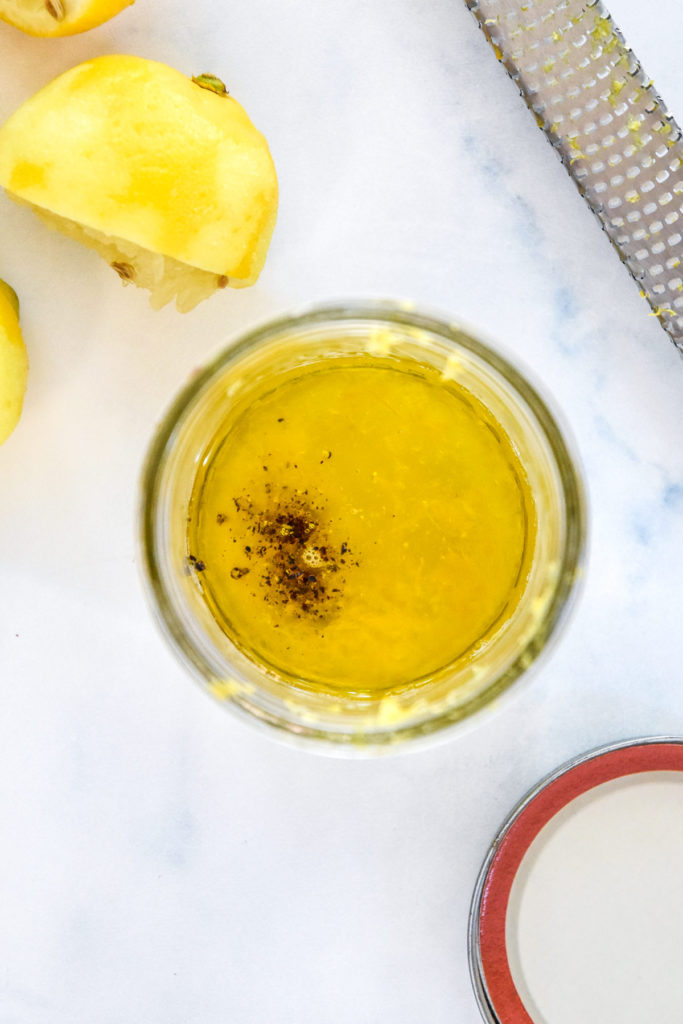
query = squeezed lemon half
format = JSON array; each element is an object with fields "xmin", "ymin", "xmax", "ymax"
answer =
[
  {"xmin": 0, "ymin": 0, "xmax": 133, "ymax": 37},
  {"xmin": 0, "ymin": 280, "xmax": 28, "ymax": 445},
  {"xmin": 0, "ymin": 56, "xmax": 279, "ymax": 311}
]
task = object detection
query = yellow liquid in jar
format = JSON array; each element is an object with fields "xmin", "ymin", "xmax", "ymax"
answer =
[{"xmin": 188, "ymin": 356, "xmax": 536, "ymax": 693}]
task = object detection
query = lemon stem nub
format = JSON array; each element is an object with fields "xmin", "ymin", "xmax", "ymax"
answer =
[
  {"xmin": 192, "ymin": 74, "xmax": 228, "ymax": 97},
  {"xmin": 45, "ymin": 0, "xmax": 66, "ymax": 20}
]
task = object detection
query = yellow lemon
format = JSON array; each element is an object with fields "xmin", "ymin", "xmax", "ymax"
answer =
[
  {"xmin": 0, "ymin": 280, "xmax": 28, "ymax": 445},
  {"xmin": 0, "ymin": 0, "xmax": 133, "ymax": 37},
  {"xmin": 0, "ymin": 56, "xmax": 279, "ymax": 311}
]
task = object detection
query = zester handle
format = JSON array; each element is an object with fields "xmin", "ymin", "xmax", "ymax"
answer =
[{"xmin": 466, "ymin": 0, "xmax": 683, "ymax": 354}]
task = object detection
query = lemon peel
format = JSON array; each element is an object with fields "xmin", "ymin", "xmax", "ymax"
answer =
[
  {"xmin": 0, "ymin": 55, "xmax": 278, "ymax": 312},
  {"xmin": 0, "ymin": 0, "xmax": 133, "ymax": 37},
  {"xmin": 0, "ymin": 279, "xmax": 19, "ymax": 318},
  {"xmin": 0, "ymin": 279, "xmax": 28, "ymax": 445}
]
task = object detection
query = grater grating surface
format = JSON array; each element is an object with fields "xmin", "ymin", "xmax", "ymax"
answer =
[{"xmin": 465, "ymin": 0, "xmax": 683, "ymax": 354}]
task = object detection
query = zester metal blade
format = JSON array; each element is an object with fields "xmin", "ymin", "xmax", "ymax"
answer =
[{"xmin": 465, "ymin": 0, "xmax": 683, "ymax": 354}]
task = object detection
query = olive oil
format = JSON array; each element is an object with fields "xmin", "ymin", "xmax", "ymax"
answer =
[{"xmin": 187, "ymin": 356, "xmax": 536, "ymax": 693}]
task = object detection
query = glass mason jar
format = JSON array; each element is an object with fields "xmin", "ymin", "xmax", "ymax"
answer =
[{"xmin": 139, "ymin": 302, "xmax": 585, "ymax": 753}]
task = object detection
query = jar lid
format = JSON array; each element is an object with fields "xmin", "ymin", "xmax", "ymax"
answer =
[{"xmin": 469, "ymin": 737, "xmax": 683, "ymax": 1023}]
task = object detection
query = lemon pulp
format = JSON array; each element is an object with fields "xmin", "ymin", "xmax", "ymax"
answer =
[{"xmin": 188, "ymin": 356, "xmax": 536, "ymax": 693}]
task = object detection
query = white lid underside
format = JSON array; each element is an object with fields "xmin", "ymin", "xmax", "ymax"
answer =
[{"xmin": 507, "ymin": 772, "xmax": 683, "ymax": 1024}]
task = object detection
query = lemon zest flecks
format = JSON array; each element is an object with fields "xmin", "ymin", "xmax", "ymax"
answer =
[
  {"xmin": 568, "ymin": 136, "xmax": 586, "ymax": 163},
  {"xmin": 376, "ymin": 696, "xmax": 407, "ymax": 727},
  {"xmin": 367, "ymin": 328, "xmax": 395, "ymax": 356},
  {"xmin": 591, "ymin": 15, "xmax": 619, "ymax": 53},
  {"xmin": 607, "ymin": 78, "xmax": 625, "ymax": 106},
  {"xmin": 441, "ymin": 353, "xmax": 462, "ymax": 382},
  {"xmin": 207, "ymin": 678, "xmax": 242, "ymax": 701}
]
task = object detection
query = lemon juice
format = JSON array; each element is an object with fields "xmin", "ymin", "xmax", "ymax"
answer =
[{"xmin": 187, "ymin": 354, "xmax": 536, "ymax": 693}]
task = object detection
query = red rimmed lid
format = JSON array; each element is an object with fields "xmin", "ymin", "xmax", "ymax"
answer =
[{"xmin": 470, "ymin": 738, "xmax": 683, "ymax": 1024}]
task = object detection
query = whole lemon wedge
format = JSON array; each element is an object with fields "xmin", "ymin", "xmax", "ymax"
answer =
[
  {"xmin": 0, "ymin": 0, "xmax": 133, "ymax": 37},
  {"xmin": 0, "ymin": 56, "xmax": 279, "ymax": 311},
  {"xmin": 0, "ymin": 280, "xmax": 28, "ymax": 445}
]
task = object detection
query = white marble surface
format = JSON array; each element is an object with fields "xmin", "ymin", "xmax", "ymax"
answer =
[{"xmin": 0, "ymin": 1, "xmax": 681, "ymax": 1021}]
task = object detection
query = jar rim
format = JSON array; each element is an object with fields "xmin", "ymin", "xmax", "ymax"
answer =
[{"xmin": 139, "ymin": 300, "xmax": 587, "ymax": 754}]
